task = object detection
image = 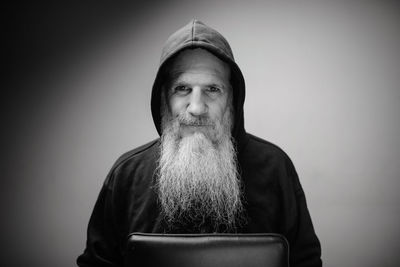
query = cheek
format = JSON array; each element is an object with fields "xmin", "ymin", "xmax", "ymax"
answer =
[
  {"xmin": 168, "ymin": 97, "xmax": 184, "ymax": 117},
  {"xmin": 211, "ymin": 99, "xmax": 229, "ymax": 121}
]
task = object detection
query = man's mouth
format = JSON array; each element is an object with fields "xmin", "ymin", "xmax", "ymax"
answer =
[
  {"xmin": 179, "ymin": 123, "xmax": 213, "ymax": 137},
  {"xmin": 181, "ymin": 123, "xmax": 211, "ymax": 127}
]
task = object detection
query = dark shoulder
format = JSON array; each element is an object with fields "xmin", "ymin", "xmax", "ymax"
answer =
[
  {"xmin": 103, "ymin": 139, "xmax": 159, "ymax": 186},
  {"xmin": 242, "ymin": 133, "xmax": 302, "ymax": 191},
  {"xmin": 111, "ymin": 138, "xmax": 159, "ymax": 170},
  {"xmin": 243, "ymin": 133, "xmax": 291, "ymax": 162}
]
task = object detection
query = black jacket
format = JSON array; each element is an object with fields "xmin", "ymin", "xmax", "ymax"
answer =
[
  {"xmin": 77, "ymin": 20, "xmax": 322, "ymax": 266},
  {"xmin": 77, "ymin": 135, "xmax": 321, "ymax": 267}
]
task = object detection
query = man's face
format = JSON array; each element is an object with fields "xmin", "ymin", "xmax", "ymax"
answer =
[{"xmin": 166, "ymin": 48, "xmax": 232, "ymax": 139}]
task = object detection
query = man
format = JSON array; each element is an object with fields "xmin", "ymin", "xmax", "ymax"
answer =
[{"xmin": 77, "ymin": 19, "xmax": 322, "ymax": 267}]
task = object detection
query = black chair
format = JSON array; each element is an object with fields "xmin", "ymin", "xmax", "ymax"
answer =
[{"xmin": 125, "ymin": 233, "xmax": 289, "ymax": 267}]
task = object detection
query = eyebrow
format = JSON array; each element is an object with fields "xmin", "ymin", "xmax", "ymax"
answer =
[
  {"xmin": 171, "ymin": 80, "xmax": 228, "ymax": 91},
  {"xmin": 169, "ymin": 74, "xmax": 228, "ymax": 89}
]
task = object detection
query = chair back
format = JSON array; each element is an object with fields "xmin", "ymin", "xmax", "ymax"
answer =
[{"xmin": 125, "ymin": 233, "xmax": 289, "ymax": 267}]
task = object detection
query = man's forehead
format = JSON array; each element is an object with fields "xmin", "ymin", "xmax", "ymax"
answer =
[{"xmin": 169, "ymin": 48, "xmax": 231, "ymax": 80}]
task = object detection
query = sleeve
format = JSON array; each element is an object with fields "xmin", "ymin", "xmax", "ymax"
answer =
[
  {"xmin": 76, "ymin": 172, "xmax": 124, "ymax": 267},
  {"xmin": 285, "ymin": 158, "xmax": 323, "ymax": 267}
]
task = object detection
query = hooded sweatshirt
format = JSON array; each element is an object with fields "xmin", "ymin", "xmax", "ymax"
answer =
[{"xmin": 77, "ymin": 20, "xmax": 322, "ymax": 267}]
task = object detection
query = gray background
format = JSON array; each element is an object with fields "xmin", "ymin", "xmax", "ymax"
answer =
[{"xmin": 4, "ymin": 0, "xmax": 400, "ymax": 266}]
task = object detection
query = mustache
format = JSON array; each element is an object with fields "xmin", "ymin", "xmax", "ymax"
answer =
[{"xmin": 177, "ymin": 114, "xmax": 215, "ymax": 127}]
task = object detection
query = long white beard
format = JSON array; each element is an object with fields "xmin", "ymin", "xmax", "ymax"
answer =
[{"xmin": 156, "ymin": 108, "xmax": 244, "ymax": 232}]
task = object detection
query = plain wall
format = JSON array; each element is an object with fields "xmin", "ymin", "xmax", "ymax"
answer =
[{"xmin": 4, "ymin": 1, "xmax": 400, "ymax": 266}]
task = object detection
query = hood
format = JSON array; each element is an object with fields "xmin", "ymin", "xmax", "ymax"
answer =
[{"xmin": 151, "ymin": 19, "xmax": 246, "ymax": 147}]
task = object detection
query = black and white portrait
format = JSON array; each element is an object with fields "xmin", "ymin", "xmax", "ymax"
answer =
[{"xmin": 4, "ymin": 1, "xmax": 400, "ymax": 266}]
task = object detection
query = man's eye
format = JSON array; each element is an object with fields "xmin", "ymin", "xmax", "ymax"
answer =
[
  {"xmin": 207, "ymin": 86, "xmax": 221, "ymax": 93},
  {"xmin": 174, "ymin": 85, "xmax": 190, "ymax": 93}
]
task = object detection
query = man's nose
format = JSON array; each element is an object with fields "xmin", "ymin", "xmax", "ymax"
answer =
[{"xmin": 187, "ymin": 88, "xmax": 207, "ymax": 116}]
